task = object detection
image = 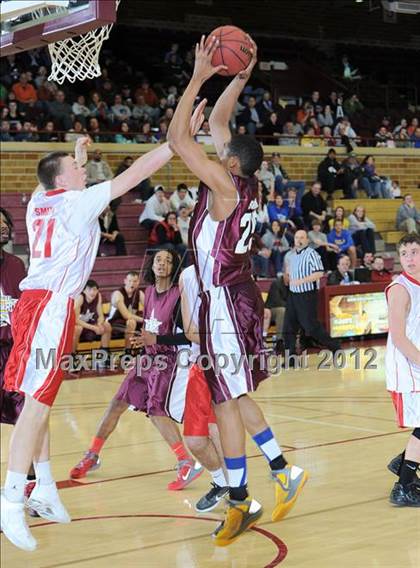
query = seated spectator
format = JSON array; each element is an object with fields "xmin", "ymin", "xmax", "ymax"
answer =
[
  {"xmin": 342, "ymin": 56, "xmax": 361, "ymax": 81},
  {"xmin": 393, "ymin": 118, "xmax": 408, "ymax": 137},
  {"xmin": 279, "ymin": 121, "xmax": 300, "ymax": 146},
  {"xmin": 236, "ymin": 125, "xmax": 247, "ymax": 135},
  {"xmin": 196, "ymin": 119, "xmax": 212, "ymax": 144},
  {"xmin": 136, "ymin": 121, "xmax": 157, "ymax": 144},
  {"xmin": 156, "ymin": 119, "xmax": 168, "ymax": 142},
  {"xmin": 251, "ymin": 234, "xmax": 271, "ymax": 278},
  {"xmin": 360, "ymin": 156, "xmax": 390, "ymax": 198},
  {"xmin": 262, "ymin": 111, "xmax": 282, "ymax": 143},
  {"xmin": 139, "ymin": 185, "xmax": 170, "ymax": 231},
  {"xmin": 301, "ymin": 126, "xmax": 322, "ymax": 147},
  {"xmin": 296, "ymin": 102, "xmax": 314, "ymax": 128},
  {"xmin": 374, "ymin": 126, "xmax": 394, "ymax": 147},
  {"xmin": 258, "ymin": 160, "xmax": 275, "ymax": 196},
  {"xmin": 108, "ymin": 272, "xmax": 143, "ymax": 350},
  {"xmin": 257, "ymin": 90, "xmax": 275, "ymax": 122},
  {"xmin": 390, "ymin": 180, "xmax": 402, "ymax": 199},
  {"xmin": 407, "ymin": 117, "xmax": 418, "ymax": 137},
  {"xmin": 308, "ymin": 219, "xmax": 339, "ymax": 271},
  {"xmin": 301, "ymin": 181, "xmax": 327, "ymax": 229},
  {"xmin": 39, "ymin": 120, "xmax": 59, "ymax": 142},
  {"xmin": 111, "ymin": 94, "xmax": 131, "ymax": 123},
  {"xmin": 394, "ymin": 127, "xmax": 411, "ymax": 148},
  {"xmin": 98, "ymin": 206, "xmax": 127, "ymax": 256},
  {"xmin": 169, "ymin": 183, "xmax": 195, "ymax": 213},
  {"xmin": 343, "ymin": 94, "xmax": 364, "ymax": 116},
  {"xmin": 268, "ymin": 194, "xmax": 290, "ymax": 225},
  {"xmin": 64, "ymin": 120, "xmax": 86, "ymax": 142},
  {"xmin": 328, "ymin": 220, "xmax": 357, "ymax": 267},
  {"xmin": 340, "ymin": 153, "xmax": 362, "ymax": 199},
  {"xmin": 72, "ymin": 280, "xmax": 112, "ymax": 359},
  {"xmin": 114, "ymin": 121, "xmax": 134, "ymax": 144},
  {"xmin": 396, "ymin": 194, "xmax": 420, "ymax": 234},
  {"xmin": 348, "ymin": 205, "xmax": 376, "ymax": 255},
  {"xmin": 177, "ymin": 204, "xmax": 190, "ymax": 245},
  {"xmin": 317, "ymin": 105, "xmax": 334, "ymax": 128},
  {"xmin": 12, "ymin": 73, "xmax": 37, "ymax": 106},
  {"xmin": 34, "ymin": 65, "xmax": 48, "ymax": 89},
  {"xmin": 72, "ymin": 95, "xmax": 90, "ymax": 122},
  {"xmin": 327, "ymin": 255, "xmax": 354, "ymax": 285},
  {"xmin": 47, "ymin": 89, "xmax": 73, "ymax": 131},
  {"xmin": 132, "ymin": 94, "xmax": 155, "ymax": 123},
  {"xmin": 370, "ymin": 256, "xmax": 392, "ymax": 283},
  {"xmin": 411, "ymin": 127, "xmax": 420, "ymax": 148},
  {"xmin": 317, "ymin": 149, "xmax": 343, "ymax": 198},
  {"xmin": 114, "ymin": 156, "xmax": 153, "ymax": 203},
  {"xmin": 88, "ymin": 117, "xmax": 108, "ymax": 143},
  {"xmin": 361, "ymin": 251, "xmax": 374, "ymax": 270},
  {"xmin": 328, "ymin": 206, "xmax": 349, "ymax": 231},
  {"xmin": 148, "ymin": 211, "xmax": 187, "ymax": 263},
  {"xmin": 265, "ymin": 274, "xmax": 289, "ymax": 346},
  {"xmin": 285, "ymin": 188, "xmax": 304, "ymax": 228},
  {"xmin": 309, "ymin": 117, "xmax": 321, "ymax": 136},
  {"xmin": 270, "ymin": 153, "xmax": 305, "ymax": 200},
  {"xmin": 255, "ymin": 185, "xmax": 270, "ymax": 235},
  {"xmin": 261, "ymin": 220, "xmax": 290, "ymax": 276},
  {"xmin": 7, "ymin": 100, "xmax": 23, "ymax": 127},
  {"xmin": 237, "ymin": 96, "xmax": 263, "ymax": 135},
  {"xmin": 86, "ymin": 149, "xmax": 113, "ymax": 186},
  {"xmin": 1, "ymin": 120, "xmax": 13, "ymax": 141},
  {"xmin": 333, "ymin": 118, "xmax": 357, "ymax": 150},
  {"xmin": 134, "ymin": 78, "xmax": 159, "ymax": 107},
  {"xmin": 15, "ymin": 120, "xmax": 39, "ymax": 142},
  {"xmin": 88, "ymin": 92, "xmax": 106, "ymax": 117}
]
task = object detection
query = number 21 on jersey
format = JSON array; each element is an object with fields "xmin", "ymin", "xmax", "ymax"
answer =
[
  {"xmin": 32, "ymin": 218, "xmax": 56, "ymax": 258},
  {"xmin": 235, "ymin": 210, "xmax": 257, "ymax": 254}
]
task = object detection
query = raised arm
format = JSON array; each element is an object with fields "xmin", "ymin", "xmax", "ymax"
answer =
[
  {"xmin": 167, "ymin": 36, "xmax": 235, "ymax": 198},
  {"xmin": 209, "ymin": 35, "xmax": 257, "ymax": 159}
]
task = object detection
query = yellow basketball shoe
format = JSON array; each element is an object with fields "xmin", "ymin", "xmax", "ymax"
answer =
[
  {"xmin": 271, "ymin": 464, "xmax": 308, "ymax": 522},
  {"xmin": 213, "ymin": 498, "xmax": 263, "ymax": 547}
]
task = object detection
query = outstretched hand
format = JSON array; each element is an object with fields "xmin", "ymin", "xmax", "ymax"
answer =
[
  {"xmin": 189, "ymin": 98, "xmax": 207, "ymax": 136},
  {"xmin": 236, "ymin": 35, "xmax": 257, "ymax": 82},
  {"xmin": 192, "ymin": 35, "xmax": 227, "ymax": 83},
  {"xmin": 74, "ymin": 135, "xmax": 91, "ymax": 167}
]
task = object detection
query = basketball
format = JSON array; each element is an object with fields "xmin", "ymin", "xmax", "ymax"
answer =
[{"xmin": 207, "ymin": 25, "xmax": 253, "ymax": 76}]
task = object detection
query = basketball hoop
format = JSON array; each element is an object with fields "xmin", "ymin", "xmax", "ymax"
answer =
[{"xmin": 48, "ymin": 0, "xmax": 121, "ymax": 84}]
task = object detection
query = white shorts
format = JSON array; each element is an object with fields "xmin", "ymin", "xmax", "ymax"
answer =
[{"xmin": 390, "ymin": 391, "xmax": 420, "ymax": 428}]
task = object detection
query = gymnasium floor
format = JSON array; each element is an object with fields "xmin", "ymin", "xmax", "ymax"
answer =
[{"xmin": 1, "ymin": 345, "xmax": 419, "ymax": 568}]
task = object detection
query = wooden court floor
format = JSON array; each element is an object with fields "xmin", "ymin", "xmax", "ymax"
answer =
[{"xmin": 1, "ymin": 345, "xmax": 419, "ymax": 567}]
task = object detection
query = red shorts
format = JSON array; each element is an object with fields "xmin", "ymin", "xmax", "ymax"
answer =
[
  {"xmin": 4, "ymin": 289, "xmax": 75, "ymax": 407},
  {"xmin": 183, "ymin": 363, "xmax": 216, "ymax": 437}
]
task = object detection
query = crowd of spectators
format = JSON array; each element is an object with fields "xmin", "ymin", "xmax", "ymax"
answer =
[{"xmin": 1, "ymin": 47, "xmax": 419, "ymax": 149}]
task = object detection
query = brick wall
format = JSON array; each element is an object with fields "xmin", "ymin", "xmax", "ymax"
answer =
[{"xmin": 1, "ymin": 143, "xmax": 419, "ymax": 194}]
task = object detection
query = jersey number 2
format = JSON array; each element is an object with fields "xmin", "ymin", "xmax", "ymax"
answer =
[
  {"xmin": 32, "ymin": 218, "xmax": 55, "ymax": 258},
  {"xmin": 235, "ymin": 211, "xmax": 257, "ymax": 254}
]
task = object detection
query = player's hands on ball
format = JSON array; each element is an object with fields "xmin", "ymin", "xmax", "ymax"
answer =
[
  {"xmin": 193, "ymin": 35, "xmax": 227, "ymax": 83},
  {"xmin": 236, "ymin": 34, "xmax": 257, "ymax": 81}
]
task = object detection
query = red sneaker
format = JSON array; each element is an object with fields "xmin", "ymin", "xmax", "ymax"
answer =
[
  {"xmin": 70, "ymin": 452, "xmax": 101, "ymax": 479},
  {"xmin": 24, "ymin": 481, "xmax": 40, "ymax": 518},
  {"xmin": 167, "ymin": 460, "xmax": 204, "ymax": 491}
]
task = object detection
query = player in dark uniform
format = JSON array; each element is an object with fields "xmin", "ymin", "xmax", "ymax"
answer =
[
  {"xmin": 73, "ymin": 279, "xmax": 112, "ymax": 356},
  {"xmin": 168, "ymin": 36, "xmax": 307, "ymax": 545},
  {"xmin": 107, "ymin": 272, "xmax": 143, "ymax": 351},
  {"xmin": 70, "ymin": 250, "xmax": 203, "ymax": 490},
  {"xmin": 0, "ymin": 208, "xmax": 26, "ymax": 425}
]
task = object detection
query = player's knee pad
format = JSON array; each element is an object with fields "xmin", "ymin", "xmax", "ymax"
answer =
[{"xmin": 413, "ymin": 427, "xmax": 420, "ymax": 440}]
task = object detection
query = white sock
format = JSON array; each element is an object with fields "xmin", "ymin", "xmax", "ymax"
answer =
[
  {"xmin": 4, "ymin": 470, "xmax": 27, "ymax": 503},
  {"xmin": 34, "ymin": 460, "xmax": 54, "ymax": 486},
  {"xmin": 209, "ymin": 468, "xmax": 227, "ymax": 487}
]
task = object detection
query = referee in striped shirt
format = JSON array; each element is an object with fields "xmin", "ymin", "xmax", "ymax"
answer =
[{"xmin": 284, "ymin": 230, "xmax": 340, "ymax": 355}]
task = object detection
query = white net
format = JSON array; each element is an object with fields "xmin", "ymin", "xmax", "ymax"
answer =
[{"xmin": 48, "ymin": 0, "xmax": 121, "ymax": 84}]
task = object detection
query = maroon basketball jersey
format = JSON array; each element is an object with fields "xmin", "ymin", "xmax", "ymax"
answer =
[
  {"xmin": 79, "ymin": 292, "xmax": 99, "ymax": 325},
  {"xmin": 143, "ymin": 284, "xmax": 180, "ymax": 355},
  {"xmin": 108, "ymin": 286, "xmax": 140, "ymax": 323},
  {"xmin": 0, "ymin": 252, "xmax": 26, "ymax": 343},
  {"xmin": 189, "ymin": 174, "xmax": 259, "ymax": 290}
]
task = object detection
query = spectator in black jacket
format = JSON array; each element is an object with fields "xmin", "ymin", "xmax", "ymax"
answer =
[
  {"xmin": 301, "ymin": 181, "xmax": 328, "ymax": 229},
  {"xmin": 262, "ymin": 112, "xmax": 282, "ymax": 144},
  {"xmin": 317, "ymin": 149, "xmax": 343, "ymax": 198},
  {"xmin": 147, "ymin": 211, "xmax": 187, "ymax": 265},
  {"xmin": 341, "ymin": 153, "xmax": 362, "ymax": 199},
  {"xmin": 327, "ymin": 255, "xmax": 354, "ymax": 285},
  {"xmin": 99, "ymin": 206, "xmax": 127, "ymax": 256},
  {"xmin": 237, "ymin": 96, "xmax": 263, "ymax": 135}
]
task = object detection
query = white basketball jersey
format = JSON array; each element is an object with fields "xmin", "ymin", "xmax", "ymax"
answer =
[
  {"xmin": 20, "ymin": 181, "xmax": 111, "ymax": 299},
  {"xmin": 181, "ymin": 265, "xmax": 201, "ymax": 362},
  {"xmin": 385, "ymin": 273, "xmax": 420, "ymax": 392}
]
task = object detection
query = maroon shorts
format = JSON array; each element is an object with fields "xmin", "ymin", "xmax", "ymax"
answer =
[
  {"xmin": 80, "ymin": 329, "xmax": 100, "ymax": 342},
  {"xmin": 199, "ymin": 279, "xmax": 268, "ymax": 405},
  {"xmin": 114, "ymin": 350, "xmax": 189, "ymax": 423}
]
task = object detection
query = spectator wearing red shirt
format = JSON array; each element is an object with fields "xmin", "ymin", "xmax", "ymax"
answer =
[
  {"xmin": 134, "ymin": 79, "xmax": 159, "ymax": 108},
  {"xmin": 12, "ymin": 73, "xmax": 37, "ymax": 105},
  {"xmin": 370, "ymin": 256, "xmax": 392, "ymax": 283}
]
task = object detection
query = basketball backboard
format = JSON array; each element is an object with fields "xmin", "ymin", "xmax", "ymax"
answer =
[{"xmin": 1, "ymin": 0, "xmax": 118, "ymax": 56}]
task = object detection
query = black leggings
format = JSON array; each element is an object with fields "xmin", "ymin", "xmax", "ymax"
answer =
[{"xmin": 352, "ymin": 228, "xmax": 375, "ymax": 255}]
